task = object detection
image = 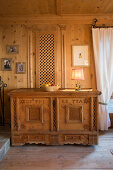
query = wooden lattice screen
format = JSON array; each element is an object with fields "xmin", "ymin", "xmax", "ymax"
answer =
[{"xmin": 39, "ymin": 34, "xmax": 55, "ymax": 87}]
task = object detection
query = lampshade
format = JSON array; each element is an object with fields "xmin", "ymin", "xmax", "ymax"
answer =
[{"xmin": 72, "ymin": 68, "xmax": 84, "ymax": 80}]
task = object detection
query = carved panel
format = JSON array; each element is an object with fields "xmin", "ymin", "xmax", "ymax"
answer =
[
  {"xmin": 12, "ymin": 134, "xmax": 45, "ymax": 146},
  {"xmin": 29, "ymin": 135, "xmax": 45, "ymax": 142},
  {"xmin": 18, "ymin": 98, "xmax": 50, "ymax": 131},
  {"xmin": 26, "ymin": 105, "xmax": 43, "ymax": 123},
  {"xmin": 66, "ymin": 105, "xmax": 83, "ymax": 123},
  {"xmin": 64, "ymin": 135, "xmax": 89, "ymax": 144},
  {"xmin": 59, "ymin": 98, "xmax": 91, "ymax": 131}
]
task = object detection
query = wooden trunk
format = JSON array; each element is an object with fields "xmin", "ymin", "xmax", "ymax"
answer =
[{"xmin": 9, "ymin": 88, "xmax": 101, "ymax": 146}]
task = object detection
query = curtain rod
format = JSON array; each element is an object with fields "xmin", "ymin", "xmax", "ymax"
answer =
[{"xmin": 92, "ymin": 18, "xmax": 113, "ymax": 28}]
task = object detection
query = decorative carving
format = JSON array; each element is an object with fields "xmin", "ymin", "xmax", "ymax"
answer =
[
  {"xmin": 20, "ymin": 124, "xmax": 26, "ymax": 129},
  {"xmin": 58, "ymin": 24, "xmax": 66, "ymax": 30},
  {"xmin": 66, "ymin": 105, "xmax": 83, "ymax": 123},
  {"xmin": 19, "ymin": 99, "xmax": 42, "ymax": 104},
  {"xmin": 64, "ymin": 135, "xmax": 89, "ymax": 144},
  {"xmin": 12, "ymin": 134, "xmax": 45, "ymax": 145},
  {"xmin": 19, "ymin": 100, "xmax": 25, "ymax": 104},
  {"xmin": 9, "ymin": 89, "xmax": 100, "ymax": 146},
  {"xmin": 84, "ymin": 98, "xmax": 91, "ymax": 104},
  {"xmin": 83, "ymin": 124, "xmax": 89, "ymax": 130},
  {"xmin": 62, "ymin": 98, "xmax": 90, "ymax": 104},
  {"xmin": 39, "ymin": 33, "xmax": 55, "ymax": 87},
  {"xmin": 53, "ymin": 99, "xmax": 57, "ymax": 131},
  {"xmin": 29, "ymin": 135, "xmax": 44, "ymax": 141},
  {"xmin": 26, "ymin": 105, "xmax": 43, "ymax": 123},
  {"xmin": 21, "ymin": 135, "xmax": 28, "ymax": 141},
  {"xmin": 92, "ymin": 97, "xmax": 97, "ymax": 130},
  {"xmin": 13, "ymin": 98, "xmax": 18, "ymax": 130}
]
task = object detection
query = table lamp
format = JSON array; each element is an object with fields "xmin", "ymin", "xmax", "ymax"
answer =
[{"xmin": 72, "ymin": 68, "xmax": 84, "ymax": 90}]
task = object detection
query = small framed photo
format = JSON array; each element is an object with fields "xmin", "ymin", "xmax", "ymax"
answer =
[
  {"xmin": 1, "ymin": 58, "xmax": 12, "ymax": 71},
  {"xmin": 6, "ymin": 45, "xmax": 19, "ymax": 54},
  {"xmin": 72, "ymin": 45, "xmax": 89, "ymax": 66},
  {"xmin": 16, "ymin": 62, "xmax": 26, "ymax": 74}
]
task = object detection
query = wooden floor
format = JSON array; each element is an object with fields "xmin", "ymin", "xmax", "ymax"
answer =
[{"xmin": 0, "ymin": 130, "xmax": 113, "ymax": 170}]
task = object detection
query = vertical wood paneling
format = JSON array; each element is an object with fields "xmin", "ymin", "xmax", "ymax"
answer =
[
  {"xmin": 0, "ymin": 22, "xmax": 97, "ymax": 124},
  {"xmin": 66, "ymin": 24, "xmax": 96, "ymax": 89},
  {"xmin": 0, "ymin": 24, "xmax": 28, "ymax": 123}
]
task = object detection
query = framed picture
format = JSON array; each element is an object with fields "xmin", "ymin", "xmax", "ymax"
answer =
[
  {"xmin": 16, "ymin": 62, "xmax": 26, "ymax": 74},
  {"xmin": 6, "ymin": 45, "xmax": 19, "ymax": 54},
  {"xmin": 1, "ymin": 58, "xmax": 12, "ymax": 71},
  {"xmin": 72, "ymin": 45, "xmax": 89, "ymax": 66}
]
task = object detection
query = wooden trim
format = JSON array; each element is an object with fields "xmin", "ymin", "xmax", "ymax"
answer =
[
  {"xmin": 1, "ymin": 15, "xmax": 113, "ymax": 24},
  {"xmin": 27, "ymin": 31, "xmax": 30, "ymax": 88},
  {"xmin": 36, "ymin": 32, "xmax": 40, "ymax": 88},
  {"xmin": 52, "ymin": 31, "xmax": 58, "ymax": 84},
  {"xmin": 59, "ymin": 25, "xmax": 66, "ymax": 88},
  {"xmin": 27, "ymin": 30, "xmax": 34, "ymax": 88}
]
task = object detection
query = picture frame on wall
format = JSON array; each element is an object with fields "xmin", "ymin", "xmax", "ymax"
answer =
[
  {"xmin": 72, "ymin": 45, "xmax": 89, "ymax": 66},
  {"xmin": 16, "ymin": 62, "xmax": 26, "ymax": 74},
  {"xmin": 6, "ymin": 45, "xmax": 19, "ymax": 54},
  {"xmin": 1, "ymin": 58, "xmax": 12, "ymax": 71}
]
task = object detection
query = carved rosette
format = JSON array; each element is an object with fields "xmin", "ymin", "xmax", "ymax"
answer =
[{"xmin": 58, "ymin": 24, "xmax": 66, "ymax": 31}]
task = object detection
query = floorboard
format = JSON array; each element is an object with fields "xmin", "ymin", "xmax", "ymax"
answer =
[{"xmin": 0, "ymin": 129, "xmax": 113, "ymax": 170}]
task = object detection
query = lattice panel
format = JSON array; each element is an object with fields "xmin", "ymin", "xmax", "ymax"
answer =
[
  {"xmin": 53, "ymin": 100, "xmax": 57, "ymax": 131},
  {"xmin": 93, "ymin": 97, "xmax": 97, "ymax": 130},
  {"xmin": 13, "ymin": 98, "xmax": 18, "ymax": 130},
  {"xmin": 89, "ymin": 98, "xmax": 91, "ymax": 130},
  {"xmin": 39, "ymin": 34, "xmax": 55, "ymax": 87}
]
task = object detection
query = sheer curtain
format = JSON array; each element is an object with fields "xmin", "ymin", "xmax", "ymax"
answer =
[{"xmin": 92, "ymin": 28, "xmax": 113, "ymax": 130}]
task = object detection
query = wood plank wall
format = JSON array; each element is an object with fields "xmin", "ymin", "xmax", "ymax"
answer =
[{"xmin": 0, "ymin": 21, "xmax": 96, "ymax": 124}]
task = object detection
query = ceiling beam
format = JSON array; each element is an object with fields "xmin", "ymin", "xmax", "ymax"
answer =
[{"xmin": 0, "ymin": 14, "xmax": 113, "ymax": 25}]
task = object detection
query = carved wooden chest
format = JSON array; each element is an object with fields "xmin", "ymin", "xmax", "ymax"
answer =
[{"xmin": 9, "ymin": 88, "xmax": 101, "ymax": 146}]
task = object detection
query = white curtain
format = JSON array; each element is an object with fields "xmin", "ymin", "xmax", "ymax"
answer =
[{"xmin": 92, "ymin": 28, "xmax": 113, "ymax": 130}]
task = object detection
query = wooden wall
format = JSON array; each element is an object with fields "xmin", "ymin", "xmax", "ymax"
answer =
[
  {"xmin": 0, "ymin": 25, "xmax": 28, "ymax": 123},
  {"xmin": 0, "ymin": 25, "xmax": 28, "ymax": 89},
  {"xmin": 65, "ymin": 24, "xmax": 96, "ymax": 89},
  {"xmin": 0, "ymin": 21, "xmax": 96, "ymax": 124}
]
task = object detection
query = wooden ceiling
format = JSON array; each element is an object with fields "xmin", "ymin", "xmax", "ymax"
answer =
[{"xmin": 0, "ymin": 0, "xmax": 113, "ymax": 16}]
